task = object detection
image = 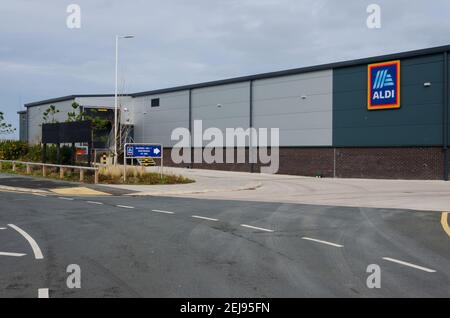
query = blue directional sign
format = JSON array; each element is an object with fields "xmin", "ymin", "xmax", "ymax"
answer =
[{"xmin": 125, "ymin": 144, "xmax": 162, "ymax": 158}]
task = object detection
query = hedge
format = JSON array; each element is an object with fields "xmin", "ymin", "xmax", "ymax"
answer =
[
  {"xmin": 0, "ymin": 141, "xmax": 73, "ymax": 164},
  {"xmin": 0, "ymin": 140, "xmax": 28, "ymax": 160}
]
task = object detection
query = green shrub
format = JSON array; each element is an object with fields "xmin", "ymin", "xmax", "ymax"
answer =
[
  {"xmin": 34, "ymin": 145, "xmax": 73, "ymax": 164},
  {"xmin": 60, "ymin": 145, "xmax": 73, "ymax": 165},
  {"xmin": 0, "ymin": 141, "xmax": 28, "ymax": 160},
  {"xmin": 1, "ymin": 142, "xmax": 75, "ymax": 165},
  {"xmin": 46, "ymin": 145, "xmax": 57, "ymax": 163},
  {"xmin": 22, "ymin": 144, "xmax": 42, "ymax": 162}
]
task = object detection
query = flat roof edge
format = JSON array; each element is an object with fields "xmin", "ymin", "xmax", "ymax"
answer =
[
  {"xmin": 131, "ymin": 44, "xmax": 450, "ymax": 97},
  {"xmin": 24, "ymin": 94, "xmax": 126, "ymax": 108}
]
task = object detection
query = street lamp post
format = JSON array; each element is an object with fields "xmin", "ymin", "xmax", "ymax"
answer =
[{"xmin": 114, "ymin": 35, "xmax": 134, "ymax": 165}]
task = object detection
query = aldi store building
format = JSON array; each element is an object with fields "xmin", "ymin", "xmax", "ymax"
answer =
[{"xmin": 19, "ymin": 45, "xmax": 450, "ymax": 180}]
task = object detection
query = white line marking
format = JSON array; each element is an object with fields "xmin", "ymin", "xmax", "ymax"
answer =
[
  {"xmin": 86, "ymin": 201, "xmax": 103, "ymax": 205},
  {"xmin": 38, "ymin": 288, "xmax": 49, "ymax": 298},
  {"xmin": 116, "ymin": 205, "xmax": 135, "ymax": 209},
  {"xmin": 240, "ymin": 224, "xmax": 274, "ymax": 232},
  {"xmin": 8, "ymin": 224, "xmax": 44, "ymax": 260},
  {"xmin": 192, "ymin": 215, "xmax": 219, "ymax": 222},
  {"xmin": 58, "ymin": 197, "xmax": 74, "ymax": 201},
  {"xmin": 0, "ymin": 252, "xmax": 26, "ymax": 257},
  {"xmin": 152, "ymin": 209, "xmax": 175, "ymax": 214},
  {"xmin": 0, "ymin": 227, "xmax": 6, "ymax": 230},
  {"xmin": 301, "ymin": 237, "xmax": 343, "ymax": 248},
  {"xmin": 382, "ymin": 257, "xmax": 436, "ymax": 273}
]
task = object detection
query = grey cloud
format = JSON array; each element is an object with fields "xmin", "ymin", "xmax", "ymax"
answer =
[{"xmin": 1, "ymin": 0, "xmax": 449, "ymax": 138}]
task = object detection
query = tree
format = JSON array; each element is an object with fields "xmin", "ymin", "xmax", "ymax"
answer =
[
  {"xmin": 83, "ymin": 109, "xmax": 110, "ymax": 132},
  {"xmin": 66, "ymin": 102, "xmax": 83, "ymax": 122},
  {"xmin": 0, "ymin": 112, "xmax": 16, "ymax": 135},
  {"xmin": 67, "ymin": 103, "xmax": 109, "ymax": 131},
  {"xmin": 42, "ymin": 105, "xmax": 60, "ymax": 123},
  {"xmin": 66, "ymin": 104, "xmax": 111, "ymax": 147}
]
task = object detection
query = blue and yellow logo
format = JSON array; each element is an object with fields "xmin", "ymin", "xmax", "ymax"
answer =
[{"xmin": 368, "ymin": 60, "xmax": 400, "ymax": 110}]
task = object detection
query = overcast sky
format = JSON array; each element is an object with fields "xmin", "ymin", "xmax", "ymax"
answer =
[{"xmin": 1, "ymin": 0, "xmax": 450, "ymax": 138}]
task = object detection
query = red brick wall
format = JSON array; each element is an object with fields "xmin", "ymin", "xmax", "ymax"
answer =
[
  {"xmin": 448, "ymin": 152, "xmax": 450, "ymax": 180},
  {"xmin": 162, "ymin": 148, "xmax": 253, "ymax": 172},
  {"xmin": 253, "ymin": 148, "xmax": 334, "ymax": 177},
  {"xmin": 162, "ymin": 147, "xmax": 447, "ymax": 180},
  {"xmin": 335, "ymin": 147, "xmax": 444, "ymax": 180}
]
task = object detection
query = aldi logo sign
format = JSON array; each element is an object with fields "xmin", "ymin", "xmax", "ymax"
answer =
[{"xmin": 368, "ymin": 60, "xmax": 400, "ymax": 110}]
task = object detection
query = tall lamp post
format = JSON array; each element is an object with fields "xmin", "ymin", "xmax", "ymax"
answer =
[{"xmin": 114, "ymin": 35, "xmax": 134, "ymax": 165}]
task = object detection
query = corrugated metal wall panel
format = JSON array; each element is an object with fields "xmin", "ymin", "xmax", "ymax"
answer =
[
  {"xmin": 133, "ymin": 91, "xmax": 189, "ymax": 147},
  {"xmin": 27, "ymin": 99, "xmax": 75, "ymax": 144},
  {"xmin": 253, "ymin": 70, "xmax": 333, "ymax": 146},
  {"xmin": 333, "ymin": 54, "xmax": 444, "ymax": 147},
  {"xmin": 192, "ymin": 82, "xmax": 250, "ymax": 146}
]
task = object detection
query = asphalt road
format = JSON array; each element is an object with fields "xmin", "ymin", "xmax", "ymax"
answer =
[{"xmin": 0, "ymin": 189, "xmax": 449, "ymax": 298}]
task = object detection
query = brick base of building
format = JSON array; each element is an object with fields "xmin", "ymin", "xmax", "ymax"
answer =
[{"xmin": 162, "ymin": 147, "xmax": 448, "ymax": 180}]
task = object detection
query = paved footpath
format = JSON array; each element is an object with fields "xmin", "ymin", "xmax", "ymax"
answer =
[{"xmin": 106, "ymin": 167, "xmax": 450, "ymax": 212}]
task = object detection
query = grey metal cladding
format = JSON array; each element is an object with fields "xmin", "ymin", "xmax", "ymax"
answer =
[
  {"xmin": 75, "ymin": 96, "xmax": 125, "ymax": 108},
  {"xmin": 27, "ymin": 99, "xmax": 76, "ymax": 144},
  {"xmin": 253, "ymin": 70, "xmax": 333, "ymax": 146},
  {"xmin": 132, "ymin": 91, "xmax": 190, "ymax": 147},
  {"xmin": 333, "ymin": 54, "xmax": 444, "ymax": 147},
  {"xmin": 19, "ymin": 112, "xmax": 28, "ymax": 142},
  {"xmin": 191, "ymin": 82, "xmax": 250, "ymax": 146}
]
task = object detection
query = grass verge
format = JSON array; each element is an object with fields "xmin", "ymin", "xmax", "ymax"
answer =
[{"xmin": 0, "ymin": 163, "xmax": 194, "ymax": 185}]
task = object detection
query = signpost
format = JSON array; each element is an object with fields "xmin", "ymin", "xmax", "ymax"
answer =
[
  {"xmin": 76, "ymin": 146, "xmax": 88, "ymax": 156},
  {"xmin": 123, "ymin": 143, "xmax": 163, "ymax": 181}
]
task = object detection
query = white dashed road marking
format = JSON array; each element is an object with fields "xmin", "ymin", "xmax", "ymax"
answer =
[
  {"xmin": 152, "ymin": 209, "xmax": 175, "ymax": 215},
  {"xmin": 0, "ymin": 252, "xmax": 26, "ymax": 257},
  {"xmin": 192, "ymin": 215, "xmax": 219, "ymax": 222},
  {"xmin": 58, "ymin": 197, "xmax": 74, "ymax": 201},
  {"xmin": 116, "ymin": 205, "xmax": 135, "ymax": 209},
  {"xmin": 382, "ymin": 257, "xmax": 436, "ymax": 273},
  {"xmin": 240, "ymin": 224, "xmax": 274, "ymax": 233},
  {"xmin": 8, "ymin": 224, "xmax": 44, "ymax": 260},
  {"xmin": 0, "ymin": 227, "xmax": 6, "ymax": 230},
  {"xmin": 86, "ymin": 201, "xmax": 103, "ymax": 205},
  {"xmin": 38, "ymin": 288, "xmax": 49, "ymax": 298},
  {"xmin": 301, "ymin": 237, "xmax": 343, "ymax": 248}
]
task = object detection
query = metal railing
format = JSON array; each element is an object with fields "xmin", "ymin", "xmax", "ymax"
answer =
[{"xmin": 0, "ymin": 160, "xmax": 99, "ymax": 184}]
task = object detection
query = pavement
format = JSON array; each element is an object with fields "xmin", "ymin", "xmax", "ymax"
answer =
[
  {"xmin": 106, "ymin": 167, "xmax": 450, "ymax": 212},
  {"xmin": 0, "ymin": 189, "xmax": 448, "ymax": 298},
  {"xmin": 2, "ymin": 167, "xmax": 450, "ymax": 212}
]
